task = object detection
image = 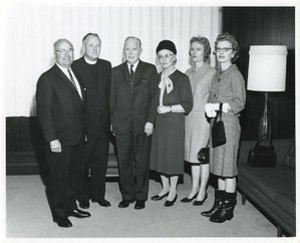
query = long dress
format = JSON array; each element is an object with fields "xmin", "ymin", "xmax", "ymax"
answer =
[
  {"xmin": 184, "ymin": 63, "xmax": 216, "ymax": 163},
  {"xmin": 150, "ymin": 69, "xmax": 193, "ymax": 175},
  {"xmin": 208, "ymin": 64, "xmax": 246, "ymax": 177}
]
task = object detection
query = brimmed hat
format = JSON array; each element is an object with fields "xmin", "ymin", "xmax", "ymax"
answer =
[{"xmin": 156, "ymin": 40, "xmax": 177, "ymax": 55}]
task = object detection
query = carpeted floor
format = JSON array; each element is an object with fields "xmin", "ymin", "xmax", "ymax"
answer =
[{"xmin": 6, "ymin": 174, "xmax": 278, "ymax": 239}]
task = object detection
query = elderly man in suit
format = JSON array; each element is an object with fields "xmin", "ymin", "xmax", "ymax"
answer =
[
  {"xmin": 36, "ymin": 39, "xmax": 91, "ymax": 228},
  {"xmin": 72, "ymin": 33, "xmax": 112, "ymax": 209},
  {"xmin": 111, "ymin": 36, "xmax": 159, "ymax": 210}
]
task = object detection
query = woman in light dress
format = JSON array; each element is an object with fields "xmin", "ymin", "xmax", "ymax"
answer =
[{"xmin": 182, "ymin": 36, "xmax": 216, "ymax": 206}]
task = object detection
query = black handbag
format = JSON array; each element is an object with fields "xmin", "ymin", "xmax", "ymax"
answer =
[
  {"xmin": 197, "ymin": 147, "xmax": 209, "ymax": 164},
  {"xmin": 248, "ymin": 142, "xmax": 277, "ymax": 167},
  {"xmin": 211, "ymin": 103, "xmax": 226, "ymax": 148}
]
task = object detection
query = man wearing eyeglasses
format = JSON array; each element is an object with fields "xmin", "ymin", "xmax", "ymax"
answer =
[
  {"xmin": 72, "ymin": 33, "xmax": 112, "ymax": 209},
  {"xmin": 36, "ymin": 39, "xmax": 91, "ymax": 228}
]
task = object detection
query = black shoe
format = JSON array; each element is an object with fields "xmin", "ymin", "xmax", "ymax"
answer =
[
  {"xmin": 164, "ymin": 195, "xmax": 177, "ymax": 207},
  {"xmin": 79, "ymin": 200, "xmax": 90, "ymax": 209},
  {"xmin": 98, "ymin": 199, "xmax": 111, "ymax": 207},
  {"xmin": 209, "ymin": 208, "xmax": 234, "ymax": 223},
  {"xmin": 201, "ymin": 190, "xmax": 224, "ymax": 217},
  {"xmin": 134, "ymin": 200, "xmax": 145, "ymax": 210},
  {"xmin": 53, "ymin": 217, "xmax": 72, "ymax": 228},
  {"xmin": 180, "ymin": 194, "xmax": 197, "ymax": 203},
  {"xmin": 151, "ymin": 192, "xmax": 169, "ymax": 201},
  {"xmin": 193, "ymin": 193, "xmax": 208, "ymax": 206},
  {"xmin": 209, "ymin": 192, "xmax": 236, "ymax": 223},
  {"xmin": 67, "ymin": 209, "xmax": 91, "ymax": 218},
  {"xmin": 118, "ymin": 200, "xmax": 134, "ymax": 208}
]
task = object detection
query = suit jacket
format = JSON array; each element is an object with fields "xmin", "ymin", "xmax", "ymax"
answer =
[
  {"xmin": 72, "ymin": 57, "xmax": 112, "ymax": 135},
  {"xmin": 36, "ymin": 64, "xmax": 87, "ymax": 146},
  {"xmin": 111, "ymin": 60, "xmax": 159, "ymax": 135}
]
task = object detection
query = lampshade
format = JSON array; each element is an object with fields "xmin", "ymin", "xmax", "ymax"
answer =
[{"xmin": 247, "ymin": 45, "xmax": 287, "ymax": 92}]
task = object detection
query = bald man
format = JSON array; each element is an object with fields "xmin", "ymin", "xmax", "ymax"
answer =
[{"xmin": 36, "ymin": 39, "xmax": 90, "ymax": 228}]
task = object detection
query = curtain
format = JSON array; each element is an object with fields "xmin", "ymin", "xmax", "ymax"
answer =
[{"xmin": 5, "ymin": 5, "xmax": 221, "ymax": 117}]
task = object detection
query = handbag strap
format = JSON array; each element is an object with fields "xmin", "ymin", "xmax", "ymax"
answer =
[
  {"xmin": 213, "ymin": 103, "xmax": 223, "ymax": 124},
  {"xmin": 219, "ymin": 103, "xmax": 223, "ymax": 120}
]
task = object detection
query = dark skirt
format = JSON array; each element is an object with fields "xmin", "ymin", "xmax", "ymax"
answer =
[{"xmin": 150, "ymin": 113, "xmax": 185, "ymax": 175}]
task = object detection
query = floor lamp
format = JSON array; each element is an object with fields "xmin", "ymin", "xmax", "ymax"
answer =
[{"xmin": 247, "ymin": 45, "xmax": 287, "ymax": 145}]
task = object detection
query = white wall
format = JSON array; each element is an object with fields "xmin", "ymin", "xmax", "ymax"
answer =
[{"xmin": 4, "ymin": 5, "xmax": 221, "ymax": 117}]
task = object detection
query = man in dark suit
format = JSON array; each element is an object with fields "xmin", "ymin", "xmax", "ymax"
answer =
[
  {"xmin": 72, "ymin": 33, "xmax": 112, "ymax": 209},
  {"xmin": 36, "ymin": 39, "xmax": 91, "ymax": 228},
  {"xmin": 111, "ymin": 36, "xmax": 159, "ymax": 210}
]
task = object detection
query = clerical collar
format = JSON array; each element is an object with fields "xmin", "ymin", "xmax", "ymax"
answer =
[{"xmin": 84, "ymin": 56, "xmax": 97, "ymax": 65}]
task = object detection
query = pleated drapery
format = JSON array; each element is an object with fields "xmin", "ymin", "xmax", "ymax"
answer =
[{"xmin": 5, "ymin": 6, "xmax": 221, "ymax": 116}]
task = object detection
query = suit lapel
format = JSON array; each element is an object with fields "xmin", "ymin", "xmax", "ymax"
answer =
[
  {"xmin": 54, "ymin": 64, "xmax": 83, "ymax": 102},
  {"xmin": 133, "ymin": 61, "xmax": 146, "ymax": 84},
  {"xmin": 121, "ymin": 62, "xmax": 131, "ymax": 86}
]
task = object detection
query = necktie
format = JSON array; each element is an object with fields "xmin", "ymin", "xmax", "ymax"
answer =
[
  {"xmin": 130, "ymin": 65, "xmax": 134, "ymax": 76},
  {"xmin": 67, "ymin": 69, "xmax": 76, "ymax": 88}
]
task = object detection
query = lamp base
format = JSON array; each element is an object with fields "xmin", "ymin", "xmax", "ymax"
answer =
[{"xmin": 258, "ymin": 92, "xmax": 271, "ymax": 146}]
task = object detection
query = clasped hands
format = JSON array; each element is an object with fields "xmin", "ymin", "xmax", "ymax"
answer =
[
  {"xmin": 157, "ymin": 105, "xmax": 171, "ymax": 114},
  {"xmin": 205, "ymin": 103, "xmax": 231, "ymax": 118}
]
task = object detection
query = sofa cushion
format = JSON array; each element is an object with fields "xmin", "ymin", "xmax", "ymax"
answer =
[
  {"xmin": 276, "ymin": 193, "xmax": 296, "ymax": 217},
  {"xmin": 284, "ymin": 137, "xmax": 295, "ymax": 169},
  {"xmin": 239, "ymin": 164, "xmax": 295, "ymax": 205}
]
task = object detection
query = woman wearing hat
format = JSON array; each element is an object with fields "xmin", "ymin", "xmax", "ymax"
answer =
[{"xmin": 150, "ymin": 40, "xmax": 193, "ymax": 207}]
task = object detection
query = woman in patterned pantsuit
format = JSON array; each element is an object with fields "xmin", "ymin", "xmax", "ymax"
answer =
[{"xmin": 201, "ymin": 33, "xmax": 246, "ymax": 223}]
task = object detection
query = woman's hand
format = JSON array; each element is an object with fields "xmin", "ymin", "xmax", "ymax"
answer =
[
  {"xmin": 157, "ymin": 105, "xmax": 171, "ymax": 114},
  {"xmin": 205, "ymin": 103, "xmax": 231, "ymax": 117},
  {"xmin": 205, "ymin": 103, "xmax": 218, "ymax": 118}
]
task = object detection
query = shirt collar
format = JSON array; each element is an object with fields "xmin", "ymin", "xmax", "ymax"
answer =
[
  {"xmin": 56, "ymin": 62, "xmax": 71, "ymax": 72},
  {"xmin": 84, "ymin": 56, "xmax": 97, "ymax": 65},
  {"xmin": 127, "ymin": 60, "xmax": 139, "ymax": 72}
]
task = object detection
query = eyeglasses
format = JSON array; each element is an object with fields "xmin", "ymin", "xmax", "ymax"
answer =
[
  {"xmin": 158, "ymin": 53, "xmax": 174, "ymax": 60},
  {"xmin": 215, "ymin": 47, "xmax": 233, "ymax": 52},
  {"xmin": 55, "ymin": 49, "xmax": 74, "ymax": 55}
]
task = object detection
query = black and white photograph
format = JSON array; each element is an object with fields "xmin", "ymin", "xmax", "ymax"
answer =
[{"xmin": 1, "ymin": 0, "xmax": 298, "ymax": 242}]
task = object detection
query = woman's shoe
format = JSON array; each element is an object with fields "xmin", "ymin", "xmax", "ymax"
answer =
[
  {"xmin": 193, "ymin": 193, "xmax": 208, "ymax": 206},
  {"xmin": 209, "ymin": 192, "xmax": 235, "ymax": 223},
  {"xmin": 201, "ymin": 190, "xmax": 224, "ymax": 217},
  {"xmin": 180, "ymin": 194, "xmax": 197, "ymax": 203},
  {"xmin": 151, "ymin": 192, "xmax": 169, "ymax": 201},
  {"xmin": 164, "ymin": 195, "xmax": 177, "ymax": 207}
]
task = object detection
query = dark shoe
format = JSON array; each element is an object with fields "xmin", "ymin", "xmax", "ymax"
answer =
[
  {"xmin": 164, "ymin": 195, "xmax": 177, "ymax": 207},
  {"xmin": 193, "ymin": 193, "xmax": 208, "ymax": 206},
  {"xmin": 201, "ymin": 190, "xmax": 224, "ymax": 217},
  {"xmin": 180, "ymin": 194, "xmax": 197, "ymax": 203},
  {"xmin": 209, "ymin": 207, "xmax": 234, "ymax": 223},
  {"xmin": 53, "ymin": 217, "xmax": 72, "ymax": 228},
  {"xmin": 134, "ymin": 200, "xmax": 145, "ymax": 210},
  {"xmin": 209, "ymin": 192, "xmax": 236, "ymax": 223},
  {"xmin": 98, "ymin": 199, "xmax": 111, "ymax": 207},
  {"xmin": 118, "ymin": 200, "xmax": 134, "ymax": 208},
  {"xmin": 79, "ymin": 200, "xmax": 90, "ymax": 209},
  {"xmin": 67, "ymin": 209, "xmax": 91, "ymax": 218},
  {"xmin": 151, "ymin": 192, "xmax": 169, "ymax": 201}
]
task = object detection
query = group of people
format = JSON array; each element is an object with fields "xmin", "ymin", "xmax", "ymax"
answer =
[{"xmin": 36, "ymin": 32, "xmax": 246, "ymax": 228}]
